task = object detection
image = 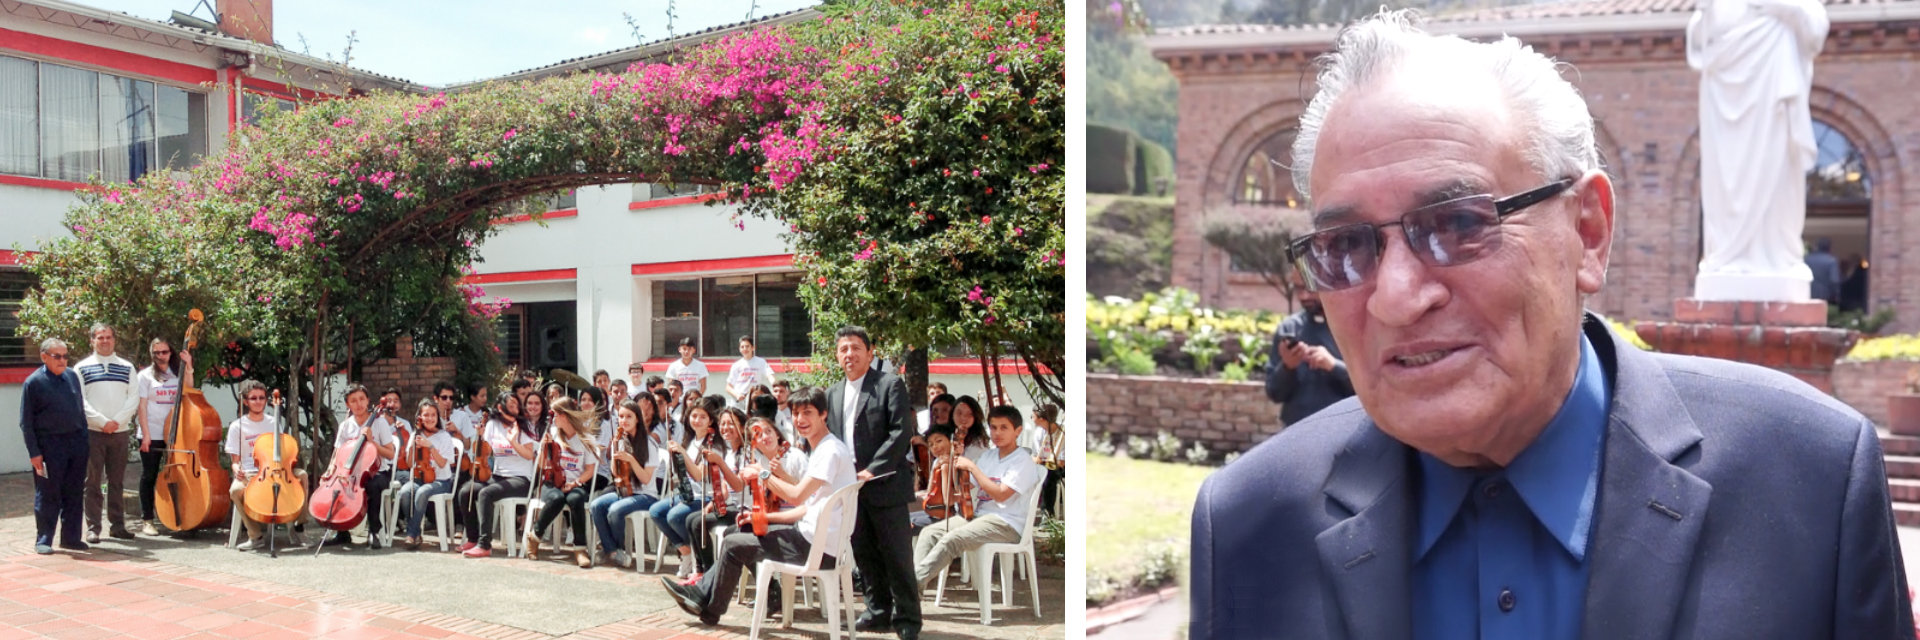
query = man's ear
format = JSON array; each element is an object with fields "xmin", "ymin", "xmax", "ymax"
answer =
[{"xmin": 1573, "ymin": 170, "xmax": 1615, "ymax": 295}]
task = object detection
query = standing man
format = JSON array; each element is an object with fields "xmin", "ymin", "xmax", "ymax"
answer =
[
  {"xmin": 666, "ymin": 337, "xmax": 709, "ymax": 396},
  {"xmin": 77, "ymin": 323, "xmax": 138, "ymax": 542},
  {"xmin": 1805, "ymin": 237, "xmax": 1843, "ymax": 304},
  {"xmin": 727, "ymin": 336, "xmax": 776, "ymax": 408},
  {"xmin": 827, "ymin": 326, "xmax": 920, "ymax": 640},
  {"xmin": 1264, "ymin": 272, "xmax": 1354, "ymax": 426},
  {"xmin": 23, "ymin": 339, "xmax": 89, "ymax": 555}
]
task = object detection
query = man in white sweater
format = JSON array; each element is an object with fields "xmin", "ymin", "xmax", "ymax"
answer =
[{"xmin": 77, "ymin": 323, "xmax": 139, "ymax": 542}]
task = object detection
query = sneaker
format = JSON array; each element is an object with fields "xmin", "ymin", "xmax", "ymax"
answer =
[
  {"xmin": 140, "ymin": 522, "xmax": 159, "ymax": 536},
  {"xmin": 459, "ymin": 542, "xmax": 478, "ymax": 552},
  {"xmin": 108, "ymin": 529, "xmax": 135, "ymax": 540},
  {"xmin": 34, "ymin": 544, "xmax": 52, "ymax": 555},
  {"xmin": 661, "ymin": 577, "xmax": 709, "ymax": 620},
  {"xmin": 58, "ymin": 540, "xmax": 89, "ymax": 552},
  {"xmin": 676, "ymin": 550, "xmax": 694, "ymax": 577},
  {"xmin": 237, "ymin": 538, "xmax": 260, "ymax": 551},
  {"xmin": 367, "ymin": 537, "xmax": 382, "ymax": 550},
  {"xmin": 84, "ymin": 532, "xmax": 100, "ymax": 544},
  {"xmin": 289, "ymin": 531, "xmax": 309, "ymax": 547},
  {"xmin": 614, "ymin": 550, "xmax": 633, "ymax": 568},
  {"xmin": 463, "ymin": 545, "xmax": 492, "ymax": 558}
]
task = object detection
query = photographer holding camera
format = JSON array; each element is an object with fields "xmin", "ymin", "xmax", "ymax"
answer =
[{"xmin": 1265, "ymin": 271, "xmax": 1354, "ymax": 426}]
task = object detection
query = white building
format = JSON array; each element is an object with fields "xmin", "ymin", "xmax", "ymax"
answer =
[{"xmin": 0, "ymin": 0, "xmax": 1041, "ymax": 473}]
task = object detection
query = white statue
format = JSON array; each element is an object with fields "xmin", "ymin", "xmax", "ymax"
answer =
[{"xmin": 1687, "ymin": 0, "xmax": 1829, "ymax": 301}]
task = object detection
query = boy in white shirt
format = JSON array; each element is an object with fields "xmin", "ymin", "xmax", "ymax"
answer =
[
  {"xmin": 662, "ymin": 386, "xmax": 856, "ymax": 625},
  {"xmin": 727, "ymin": 336, "xmax": 777, "ymax": 407},
  {"xmin": 911, "ymin": 405, "xmax": 1044, "ymax": 589},
  {"xmin": 224, "ymin": 380, "xmax": 310, "ymax": 550},
  {"xmin": 665, "ymin": 337, "xmax": 709, "ymax": 396}
]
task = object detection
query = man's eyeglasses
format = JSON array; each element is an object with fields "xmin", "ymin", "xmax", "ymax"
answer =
[
  {"xmin": 1288, "ymin": 179, "xmax": 1574, "ymax": 292},
  {"xmin": 44, "ymin": 353, "xmax": 68, "ymax": 361},
  {"xmin": 438, "ymin": 394, "xmax": 455, "ymax": 401}
]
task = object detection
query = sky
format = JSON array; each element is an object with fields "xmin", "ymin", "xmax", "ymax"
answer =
[{"xmin": 84, "ymin": 0, "xmax": 822, "ymax": 87}]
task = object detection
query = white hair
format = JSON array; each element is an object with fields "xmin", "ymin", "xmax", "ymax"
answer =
[
  {"xmin": 39, "ymin": 338, "xmax": 66, "ymax": 353},
  {"xmin": 1291, "ymin": 9, "xmax": 1602, "ymax": 199}
]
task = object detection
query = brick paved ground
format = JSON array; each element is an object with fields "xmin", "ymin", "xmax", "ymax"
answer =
[{"xmin": 0, "ymin": 472, "xmax": 1065, "ymax": 640}]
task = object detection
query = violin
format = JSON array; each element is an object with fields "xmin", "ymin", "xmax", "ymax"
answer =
[
  {"xmin": 746, "ymin": 422, "xmax": 788, "ymax": 536},
  {"xmin": 309, "ymin": 411, "xmax": 381, "ymax": 536},
  {"xmin": 242, "ymin": 390, "xmax": 305, "ymax": 546},
  {"xmin": 611, "ymin": 427, "xmax": 634, "ymax": 498},
  {"xmin": 411, "ymin": 424, "xmax": 437, "ymax": 484},
  {"xmin": 925, "ymin": 448, "xmax": 975, "ymax": 521},
  {"xmin": 460, "ymin": 419, "xmax": 493, "ymax": 483},
  {"xmin": 154, "ymin": 309, "xmax": 230, "ymax": 532},
  {"xmin": 706, "ymin": 431, "xmax": 729, "ymax": 517},
  {"xmin": 538, "ymin": 427, "xmax": 566, "ymax": 489},
  {"xmin": 913, "ymin": 440, "xmax": 933, "ymax": 491},
  {"xmin": 389, "ymin": 407, "xmax": 412, "ymax": 475}
]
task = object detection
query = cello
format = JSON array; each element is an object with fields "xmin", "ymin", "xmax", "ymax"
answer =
[
  {"xmin": 308, "ymin": 407, "xmax": 381, "ymax": 552},
  {"xmin": 153, "ymin": 309, "xmax": 230, "ymax": 533},
  {"xmin": 242, "ymin": 390, "xmax": 305, "ymax": 556}
]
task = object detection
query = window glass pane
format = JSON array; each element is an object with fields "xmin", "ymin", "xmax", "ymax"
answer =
[
  {"xmin": 652, "ymin": 279, "xmax": 700, "ymax": 357},
  {"xmin": 702, "ymin": 275, "xmax": 754, "ymax": 358},
  {"xmin": 493, "ymin": 309, "xmax": 523, "ymax": 368},
  {"xmin": 242, "ymin": 93, "xmax": 294, "ymax": 126},
  {"xmin": 99, "ymin": 76, "xmax": 155, "ymax": 183},
  {"xmin": 156, "ymin": 86, "xmax": 206, "ymax": 170},
  {"xmin": 40, "ymin": 64, "xmax": 100, "ymax": 181},
  {"xmin": 0, "ymin": 269, "xmax": 38, "ymax": 365},
  {"xmin": 755, "ymin": 272, "xmax": 811, "ymax": 358},
  {"xmin": 1234, "ymin": 128, "xmax": 1302, "ymax": 207},
  {"xmin": 636, "ymin": 182, "xmax": 710, "ymax": 201},
  {"xmin": 0, "ymin": 57, "xmax": 36, "ymax": 176}
]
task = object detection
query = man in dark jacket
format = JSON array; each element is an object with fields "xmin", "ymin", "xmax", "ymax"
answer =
[
  {"xmin": 826, "ymin": 326, "xmax": 921, "ymax": 640},
  {"xmin": 1265, "ymin": 273, "xmax": 1355, "ymax": 426},
  {"xmin": 21, "ymin": 338, "xmax": 89, "ymax": 555}
]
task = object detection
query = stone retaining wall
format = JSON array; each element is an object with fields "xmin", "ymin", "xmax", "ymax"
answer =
[
  {"xmin": 1834, "ymin": 360, "xmax": 1918, "ymax": 428},
  {"xmin": 1086, "ymin": 373, "xmax": 1278, "ymax": 456}
]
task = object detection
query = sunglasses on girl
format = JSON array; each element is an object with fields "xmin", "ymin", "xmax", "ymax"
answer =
[{"xmin": 1288, "ymin": 179, "xmax": 1573, "ymax": 292}]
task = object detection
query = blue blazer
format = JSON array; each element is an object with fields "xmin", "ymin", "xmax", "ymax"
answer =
[{"xmin": 1190, "ymin": 314, "xmax": 1915, "ymax": 640}]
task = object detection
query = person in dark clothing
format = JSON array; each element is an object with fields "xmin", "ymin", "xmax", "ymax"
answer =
[
  {"xmin": 1805, "ymin": 237, "xmax": 1842, "ymax": 304},
  {"xmin": 1839, "ymin": 253, "xmax": 1869, "ymax": 313},
  {"xmin": 1265, "ymin": 273, "xmax": 1355, "ymax": 426},
  {"xmin": 21, "ymin": 338, "xmax": 89, "ymax": 555}
]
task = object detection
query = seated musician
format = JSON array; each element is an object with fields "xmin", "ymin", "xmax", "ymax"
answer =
[
  {"xmin": 224, "ymin": 380, "xmax": 308, "ymax": 550},
  {"xmin": 523, "ymin": 398, "xmax": 599, "ymax": 567},
  {"xmin": 685, "ymin": 404, "xmax": 751, "ymax": 577},
  {"xmin": 660, "ymin": 386, "xmax": 856, "ymax": 626},
  {"xmin": 396, "ymin": 399, "xmax": 456, "ymax": 551},
  {"xmin": 912, "ymin": 405, "xmax": 1045, "ymax": 590},
  {"xmin": 587, "ymin": 398, "xmax": 659, "ymax": 569},
  {"xmin": 329, "ymin": 384, "xmax": 398, "ymax": 549},
  {"xmin": 910, "ymin": 423, "xmax": 961, "ymax": 530}
]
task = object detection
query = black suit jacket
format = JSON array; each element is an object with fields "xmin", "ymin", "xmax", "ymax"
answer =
[
  {"xmin": 1191, "ymin": 313, "xmax": 1915, "ymax": 640},
  {"xmin": 828, "ymin": 370, "xmax": 914, "ymax": 507}
]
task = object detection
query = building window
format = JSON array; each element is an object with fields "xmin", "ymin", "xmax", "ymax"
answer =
[
  {"xmin": 241, "ymin": 93, "xmax": 294, "ymax": 126},
  {"xmin": 1807, "ymin": 119, "xmax": 1870, "ymax": 204},
  {"xmin": 0, "ymin": 55, "xmax": 208, "ymax": 183},
  {"xmin": 0, "ymin": 269, "xmax": 38, "ymax": 366},
  {"xmin": 493, "ymin": 306, "xmax": 525, "ymax": 368},
  {"xmin": 634, "ymin": 182, "xmax": 714, "ymax": 202},
  {"xmin": 651, "ymin": 274, "xmax": 812, "ymax": 358},
  {"xmin": 1233, "ymin": 127, "xmax": 1303, "ymax": 208}
]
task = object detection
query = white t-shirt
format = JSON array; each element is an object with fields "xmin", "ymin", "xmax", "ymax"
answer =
[
  {"xmin": 665, "ymin": 358, "xmax": 710, "ymax": 391},
  {"xmin": 134, "ymin": 366, "xmax": 180, "ymax": 442},
  {"xmin": 917, "ymin": 409, "xmax": 931, "ymax": 436},
  {"xmin": 486, "ymin": 419, "xmax": 537, "ymax": 479},
  {"xmin": 728, "ymin": 357, "xmax": 774, "ymax": 397},
  {"xmin": 224, "ymin": 414, "xmax": 284, "ymax": 476},
  {"xmin": 451, "ymin": 406, "xmax": 485, "ymax": 442},
  {"xmin": 334, "ymin": 413, "xmax": 399, "ymax": 472},
  {"xmin": 553, "ymin": 433, "xmax": 592, "ymax": 485},
  {"xmin": 971, "ymin": 445, "xmax": 1045, "ymax": 535},
  {"xmin": 649, "ymin": 421, "xmax": 683, "ymax": 495},
  {"xmin": 797, "ymin": 435, "xmax": 857, "ymax": 544},
  {"xmin": 593, "ymin": 418, "xmax": 616, "ymax": 479},
  {"xmin": 407, "ymin": 429, "xmax": 458, "ymax": 480},
  {"xmin": 776, "ymin": 407, "xmax": 794, "ymax": 441}
]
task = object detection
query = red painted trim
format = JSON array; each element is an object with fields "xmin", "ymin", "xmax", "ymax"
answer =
[
  {"xmin": 0, "ymin": 250, "xmax": 40, "ymax": 266},
  {"xmin": 631, "ymin": 254, "xmax": 794, "ymax": 276},
  {"xmin": 634, "ymin": 357, "xmax": 1036, "ymax": 375},
  {"xmin": 241, "ymin": 77, "xmax": 332, "ymax": 102},
  {"xmin": 0, "ymin": 27, "xmax": 217, "ymax": 86},
  {"xmin": 0, "ymin": 174, "xmax": 89, "ymax": 191},
  {"xmin": 491, "ymin": 209, "xmax": 578, "ymax": 226},
  {"xmin": 627, "ymin": 193, "xmax": 724, "ymax": 211},
  {"xmin": 0, "ymin": 367, "xmax": 37, "ymax": 384},
  {"xmin": 464, "ymin": 268, "xmax": 577, "ymax": 285}
]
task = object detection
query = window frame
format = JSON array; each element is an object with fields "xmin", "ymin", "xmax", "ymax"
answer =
[{"xmin": 0, "ymin": 54, "xmax": 209, "ymax": 184}]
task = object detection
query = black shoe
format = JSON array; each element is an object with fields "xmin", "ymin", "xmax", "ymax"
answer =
[
  {"xmin": 854, "ymin": 612, "xmax": 893, "ymax": 633},
  {"xmin": 660, "ymin": 577, "xmax": 710, "ymax": 621},
  {"xmin": 58, "ymin": 540, "xmax": 89, "ymax": 552},
  {"xmin": 321, "ymin": 534, "xmax": 351, "ymax": 547},
  {"xmin": 368, "ymin": 537, "xmax": 382, "ymax": 550},
  {"xmin": 895, "ymin": 622, "xmax": 922, "ymax": 640}
]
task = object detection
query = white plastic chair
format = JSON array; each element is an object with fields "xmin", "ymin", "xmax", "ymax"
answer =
[
  {"xmin": 226, "ymin": 502, "xmax": 303, "ymax": 549},
  {"xmin": 624, "ymin": 510, "xmax": 661, "ymax": 572},
  {"xmin": 934, "ymin": 486, "xmax": 1047, "ymax": 624},
  {"xmin": 377, "ymin": 484, "xmax": 398, "ymax": 546},
  {"xmin": 494, "ymin": 496, "xmax": 529, "ymax": 556},
  {"xmin": 749, "ymin": 478, "xmax": 869, "ymax": 640},
  {"xmin": 424, "ymin": 493, "xmax": 455, "ymax": 551}
]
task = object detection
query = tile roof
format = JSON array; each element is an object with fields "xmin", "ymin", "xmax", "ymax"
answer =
[
  {"xmin": 482, "ymin": 7, "xmax": 822, "ymax": 82},
  {"xmin": 1157, "ymin": 0, "xmax": 1919, "ymax": 37}
]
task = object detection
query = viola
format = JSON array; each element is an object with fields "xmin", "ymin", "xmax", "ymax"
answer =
[
  {"xmin": 460, "ymin": 422, "xmax": 493, "ymax": 483},
  {"xmin": 154, "ymin": 309, "xmax": 230, "ymax": 533},
  {"xmin": 389, "ymin": 407, "xmax": 412, "ymax": 475},
  {"xmin": 308, "ymin": 413, "xmax": 380, "ymax": 533},
  {"xmin": 913, "ymin": 440, "xmax": 933, "ymax": 491},
  {"xmin": 242, "ymin": 390, "xmax": 305, "ymax": 534},
  {"xmin": 924, "ymin": 452, "xmax": 975, "ymax": 522}
]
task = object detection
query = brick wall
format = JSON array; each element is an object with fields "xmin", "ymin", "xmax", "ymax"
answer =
[
  {"xmin": 359, "ymin": 336, "xmax": 457, "ymax": 408},
  {"xmin": 1159, "ymin": 23, "xmax": 1920, "ymax": 331},
  {"xmin": 1834, "ymin": 360, "xmax": 1920, "ymax": 428},
  {"xmin": 1086, "ymin": 373, "xmax": 1280, "ymax": 456}
]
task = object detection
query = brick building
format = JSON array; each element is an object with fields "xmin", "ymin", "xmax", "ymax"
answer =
[{"xmin": 1146, "ymin": 0, "xmax": 1920, "ymax": 329}]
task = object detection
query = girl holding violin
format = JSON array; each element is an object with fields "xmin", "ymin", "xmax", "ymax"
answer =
[
  {"xmin": 332, "ymin": 385, "xmax": 398, "ymax": 549},
  {"xmin": 685, "ymin": 404, "xmax": 751, "ymax": 575},
  {"xmin": 523, "ymin": 398, "xmax": 598, "ymax": 568},
  {"xmin": 951, "ymin": 395, "xmax": 991, "ymax": 460},
  {"xmin": 587, "ymin": 399, "xmax": 657, "ymax": 569},
  {"xmin": 457, "ymin": 393, "xmax": 537, "ymax": 558},
  {"xmin": 396, "ymin": 399, "xmax": 456, "ymax": 551},
  {"xmin": 223, "ymin": 380, "xmax": 309, "ymax": 550},
  {"xmin": 522, "ymin": 391, "xmax": 552, "ymax": 440},
  {"xmin": 579, "ymin": 387, "xmax": 617, "ymax": 499},
  {"xmin": 649, "ymin": 395, "xmax": 720, "ymax": 578}
]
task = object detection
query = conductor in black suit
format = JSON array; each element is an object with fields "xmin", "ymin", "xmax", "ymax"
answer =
[{"xmin": 826, "ymin": 325, "xmax": 920, "ymax": 640}]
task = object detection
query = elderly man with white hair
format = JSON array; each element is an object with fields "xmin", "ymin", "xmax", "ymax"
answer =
[
  {"xmin": 21, "ymin": 338, "xmax": 91, "ymax": 555},
  {"xmin": 1188, "ymin": 10, "xmax": 1912, "ymax": 640}
]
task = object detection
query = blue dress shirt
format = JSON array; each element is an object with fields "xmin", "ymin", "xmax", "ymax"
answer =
[{"xmin": 1413, "ymin": 334, "xmax": 1610, "ymax": 640}]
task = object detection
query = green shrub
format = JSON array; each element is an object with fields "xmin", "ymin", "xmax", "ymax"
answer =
[
  {"xmin": 1133, "ymin": 136, "xmax": 1173, "ymax": 196},
  {"xmin": 1181, "ymin": 325, "xmax": 1224, "ymax": 373},
  {"xmin": 1220, "ymin": 362, "xmax": 1251, "ymax": 382},
  {"xmin": 1152, "ymin": 430, "xmax": 1183, "ymax": 462},
  {"xmin": 1088, "ymin": 124, "xmax": 1136, "ymax": 194},
  {"xmin": 1116, "ymin": 348, "xmax": 1157, "ymax": 376},
  {"xmin": 1184, "ymin": 441, "xmax": 1212, "ymax": 465},
  {"xmin": 1127, "ymin": 434, "xmax": 1154, "ymax": 459}
]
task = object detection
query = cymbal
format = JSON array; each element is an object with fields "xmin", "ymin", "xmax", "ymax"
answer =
[{"xmin": 548, "ymin": 368, "xmax": 593, "ymax": 392}]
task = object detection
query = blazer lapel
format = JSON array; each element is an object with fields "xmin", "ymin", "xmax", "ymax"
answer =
[
  {"xmin": 1315, "ymin": 424, "xmax": 1416, "ymax": 640},
  {"xmin": 1579, "ymin": 316, "xmax": 1712, "ymax": 640}
]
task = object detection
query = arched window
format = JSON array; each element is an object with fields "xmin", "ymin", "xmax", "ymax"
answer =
[
  {"xmin": 1232, "ymin": 128, "xmax": 1302, "ymax": 208},
  {"xmin": 1803, "ymin": 118, "xmax": 1872, "ymax": 312},
  {"xmin": 1807, "ymin": 119, "xmax": 1870, "ymax": 203}
]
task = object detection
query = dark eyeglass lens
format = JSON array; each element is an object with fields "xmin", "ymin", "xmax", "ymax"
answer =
[
  {"xmin": 1408, "ymin": 197, "xmax": 1501, "ymax": 266},
  {"xmin": 1301, "ymin": 227, "xmax": 1376, "ymax": 290}
]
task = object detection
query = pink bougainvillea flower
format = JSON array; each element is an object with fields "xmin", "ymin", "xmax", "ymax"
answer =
[
  {"xmin": 503, "ymin": 128, "xmax": 518, "ymax": 141},
  {"xmin": 817, "ymin": 276, "xmax": 828, "ymax": 286},
  {"xmin": 982, "ymin": 215, "xmax": 992, "ymax": 225},
  {"xmin": 1014, "ymin": 227, "xmax": 1024, "ymax": 236}
]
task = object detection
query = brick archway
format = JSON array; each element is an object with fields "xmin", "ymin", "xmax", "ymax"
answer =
[{"xmin": 1188, "ymin": 99, "xmax": 1308, "ymax": 308}]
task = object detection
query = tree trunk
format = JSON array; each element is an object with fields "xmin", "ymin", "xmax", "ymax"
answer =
[{"xmin": 903, "ymin": 346, "xmax": 929, "ymax": 411}]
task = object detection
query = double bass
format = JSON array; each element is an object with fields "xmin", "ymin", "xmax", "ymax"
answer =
[
  {"xmin": 242, "ymin": 390, "xmax": 304, "ymax": 556},
  {"xmin": 153, "ymin": 309, "xmax": 230, "ymax": 533}
]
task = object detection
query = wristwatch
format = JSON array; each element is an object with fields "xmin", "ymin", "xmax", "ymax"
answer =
[{"xmin": 759, "ymin": 469, "xmax": 772, "ymax": 481}]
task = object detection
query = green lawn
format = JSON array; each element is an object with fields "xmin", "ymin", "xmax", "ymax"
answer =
[{"xmin": 1086, "ymin": 453, "xmax": 1216, "ymax": 583}]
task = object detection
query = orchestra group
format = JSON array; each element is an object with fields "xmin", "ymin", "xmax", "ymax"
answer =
[{"xmin": 21, "ymin": 324, "xmax": 1064, "ymax": 638}]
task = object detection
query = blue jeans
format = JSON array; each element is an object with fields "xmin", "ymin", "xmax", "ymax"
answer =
[
  {"xmin": 398, "ymin": 478, "xmax": 453, "ymax": 538},
  {"xmin": 590, "ymin": 491, "xmax": 660, "ymax": 555},
  {"xmin": 648, "ymin": 495, "xmax": 706, "ymax": 547}
]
